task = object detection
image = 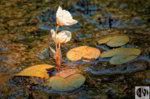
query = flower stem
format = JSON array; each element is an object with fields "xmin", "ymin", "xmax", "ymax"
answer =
[
  {"xmin": 56, "ymin": 26, "xmax": 59, "ymax": 33},
  {"xmin": 55, "ymin": 26, "xmax": 59, "ymax": 50},
  {"xmin": 59, "ymin": 43, "xmax": 60, "ymax": 49},
  {"xmin": 55, "ymin": 25, "xmax": 60, "ymax": 71},
  {"xmin": 56, "ymin": 47, "xmax": 61, "ymax": 72}
]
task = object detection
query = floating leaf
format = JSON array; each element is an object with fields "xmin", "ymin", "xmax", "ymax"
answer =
[
  {"xmin": 110, "ymin": 55, "xmax": 138, "ymax": 65},
  {"xmin": 101, "ymin": 48, "xmax": 141, "ymax": 64},
  {"xmin": 46, "ymin": 73, "xmax": 85, "ymax": 91},
  {"xmin": 98, "ymin": 35, "xmax": 129, "ymax": 47},
  {"xmin": 101, "ymin": 48, "xmax": 141, "ymax": 58},
  {"xmin": 56, "ymin": 69, "xmax": 80, "ymax": 78},
  {"xmin": 66, "ymin": 74, "xmax": 85, "ymax": 91},
  {"xmin": 98, "ymin": 37, "xmax": 112, "ymax": 44},
  {"xmin": 45, "ymin": 69, "xmax": 85, "ymax": 91},
  {"xmin": 67, "ymin": 46, "xmax": 100, "ymax": 61},
  {"xmin": 107, "ymin": 35, "xmax": 129, "ymax": 47},
  {"xmin": 16, "ymin": 64, "xmax": 54, "ymax": 79}
]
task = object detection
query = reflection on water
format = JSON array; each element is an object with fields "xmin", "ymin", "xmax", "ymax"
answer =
[{"xmin": 0, "ymin": 0, "xmax": 150, "ymax": 98}]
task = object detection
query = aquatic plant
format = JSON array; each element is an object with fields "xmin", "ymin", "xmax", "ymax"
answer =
[
  {"xmin": 16, "ymin": 64, "xmax": 54, "ymax": 79},
  {"xmin": 101, "ymin": 48, "xmax": 141, "ymax": 65},
  {"xmin": 16, "ymin": 6, "xmax": 86, "ymax": 92},
  {"xmin": 98, "ymin": 35, "xmax": 129, "ymax": 47},
  {"xmin": 56, "ymin": 6, "xmax": 78, "ymax": 26},
  {"xmin": 51, "ymin": 6, "xmax": 78, "ymax": 71},
  {"xmin": 67, "ymin": 46, "xmax": 100, "ymax": 62}
]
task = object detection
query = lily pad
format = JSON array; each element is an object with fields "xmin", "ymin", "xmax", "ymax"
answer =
[
  {"xmin": 101, "ymin": 48, "xmax": 141, "ymax": 65},
  {"xmin": 101, "ymin": 48, "xmax": 141, "ymax": 58},
  {"xmin": 16, "ymin": 64, "xmax": 54, "ymax": 79},
  {"xmin": 45, "ymin": 69, "xmax": 85, "ymax": 91},
  {"xmin": 56, "ymin": 69, "xmax": 80, "ymax": 78},
  {"xmin": 110, "ymin": 55, "xmax": 138, "ymax": 65},
  {"xmin": 67, "ymin": 46, "xmax": 100, "ymax": 61},
  {"xmin": 98, "ymin": 37, "xmax": 112, "ymax": 44},
  {"xmin": 98, "ymin": 35, "xmax": 129, "ymax": 47}
]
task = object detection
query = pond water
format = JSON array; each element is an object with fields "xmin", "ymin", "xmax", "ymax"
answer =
[{"xmin": 0, "ymin": 0, "xmax": 150, "ymax": 98}]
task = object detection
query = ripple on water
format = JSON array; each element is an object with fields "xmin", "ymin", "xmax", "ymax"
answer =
[
  {"xmin": 86, "ymin": 64, "xmax": 147, "ymax": 75},
  {"xmin": 132, "ymin": 17, "xmax": 145, "ymax": 25},
  {"xmin": 0, "ymin": 42, "xmax": 8, "ymax": 51},
  {"xmin": 8, "ymin": 89, "xmax": 24, "ymax": 99},
  {"xmin": 76, "ymin": 33, "xmax": 85, "ymax": 40},
  {"xmin": 0, "ymin": 46, "xmax": 8, "ymax": 51},
  {"xmin": 0, "ymin": 65, "xmax": 10, "ymax": 72},
  {"xmin": 8, "ymin": 67, "xmax": 23, "ymax": 74},
  {"xmin": 119, "ymin": 3, "xmax": 128, "ymax": 9}
]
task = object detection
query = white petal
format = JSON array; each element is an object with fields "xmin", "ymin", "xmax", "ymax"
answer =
[
  {"xmin": 56, "ymin": 6, "xmax": 78, "ymax": 26},
  {"xmin": 62, "ymin": 30, "xmax": 72, "ymax": 43},
  {"xmin": 56, "ymin": 30, "xmax": 72, "ymax": 43},
  {"xmin": 56, "ymin": 6, "xmax": 62, "ymax": 17},
  {"xmin": 64, "ymin": 19, "xmax": 78, "ymax": 26},
  {"xmin": 64, "ymin": 36, "xmax": 71, "ymax": 43},
  {"xmin": 51, "ymin": 29, "xmax": 56, "ymax": 39},
  {"xmin": 62, "ymin": 10, "xmax": 73, "ymax": 19}
]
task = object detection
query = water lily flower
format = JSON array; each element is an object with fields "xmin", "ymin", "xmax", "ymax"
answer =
[
  {"xmin": 51, "ymin": 29, "xmax": 72, "ymax": 44},
  {"xmin": 56, "ymin": 6, "xmax": 78, "ymax": 26}
]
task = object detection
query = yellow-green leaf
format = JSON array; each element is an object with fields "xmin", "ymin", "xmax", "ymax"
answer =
[
  {"xmin": 46, "ymin": 73, "xmax": 85, "ymax": 91},
  {"xmin": 48, "ymin": 76, "xmax": 68, "ymax": 91},
  {"xmin": 98, "ymin": 37, "xmax": 112, "ymax": 44},
  {"xmin": 110, "ymin": 55, "xmax": 138, "ymax": 65},
  {"xmin": 66, "ymin": 74, "xmax": 85, "ymax": 91},
  {"xmin": 107, "ymin": 35, "xmax": 129, "ymax": 47},
  {"xmin": 101, "ymin": 48, "xmax": 141, "ymax": 58},
  {"xmin": 98, "ymin": 35, "xmax": 129, "ymax": 47},
  {"xmin": 16, "ymin": 64, "xmax": 54, "ymax": 79}
]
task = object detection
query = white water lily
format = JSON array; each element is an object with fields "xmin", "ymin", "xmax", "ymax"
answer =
[
  {"xmin": 56, "ymin": 6, "xmax": 78, "ymax": 26},
  {"xmin": 51, "ymin": 29, "xmax": 72, "ymax": 44}
]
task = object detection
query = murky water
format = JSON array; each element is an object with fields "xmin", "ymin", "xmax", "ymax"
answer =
[{"xmin": 0, "ymin": 0, "xmax": 150, "ymax": 98}]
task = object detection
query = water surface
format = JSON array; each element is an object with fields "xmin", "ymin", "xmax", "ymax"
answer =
[{"xmin": 0, "ymin": 0, "xmax": 150, "ymax": 98}]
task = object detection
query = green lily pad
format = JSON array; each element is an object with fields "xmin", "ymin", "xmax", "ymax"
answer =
[
  {"xmin": 98, "ymin": 37, "xmax": 112, "ymax": 44},
  {"xmin": 101, "ymin": 48, "xmax": 141, "ymax": 65},
  {"xmin": 46, "ymin": 73, "xmax": 85, "ymax": 91},
  {"xmin": 110, "ymin": 55, "xmax": 138, "ymax": 65},
  {"xmin": 98, "ymin": 35, "xmax": 129, "ymax": 47},
  {"xmin": 101, "ymin": 48, "xmax": 141, "ymax": 58}
]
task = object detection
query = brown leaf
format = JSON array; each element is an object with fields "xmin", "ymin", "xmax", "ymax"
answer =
[
  {"xmin": 67, "ymin": 46, "xmax": 100, "ymax": 61},
  {"xmin": 16, "ymin": 64, "xmax": 54, "ymax": 79},
  {"xmin": 56, "ymin": 69, "xmax": 81, "ymax": 78}
]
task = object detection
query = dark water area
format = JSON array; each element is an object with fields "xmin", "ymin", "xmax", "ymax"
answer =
[{"xmin": 0, "ymin": 0, "xmax": 150, "ymax": 98}]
